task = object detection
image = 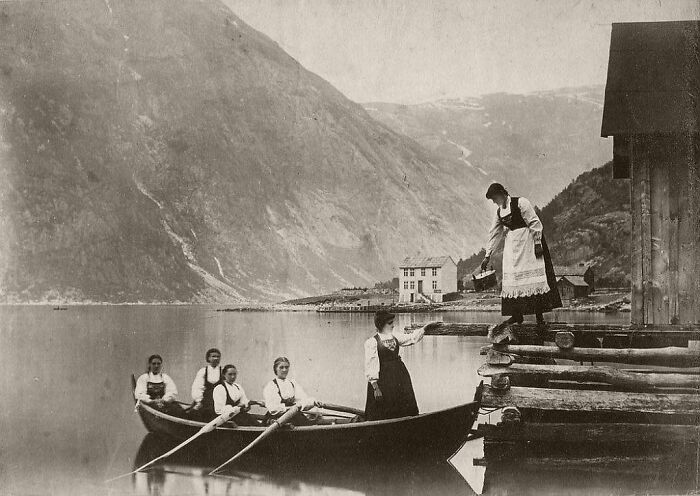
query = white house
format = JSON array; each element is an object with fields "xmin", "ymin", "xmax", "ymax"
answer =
[{"xmin": 398, "ymin": 256, "xmax": 457, "ymax": 303}]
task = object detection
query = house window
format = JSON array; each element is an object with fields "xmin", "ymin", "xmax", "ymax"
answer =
[
  {"xmin": 410, "ymin": 281, "xmax": 415, "ymax": 290},
  {"xmin": 432, "ymin": 268, "xmax": 438, "ymax": 276},
  {"xmin": 403, "ymin": 281, "xmax": 409, "ymax": 289},
  {"xmin": 403, "ymin": 268, "xmax": 409, "ymax": 277},
  {"xmin": 409, "ymin": 269, "xmax": 415, "ymax": 277},
  {"xmin": 432, "ymin": 280, "xmax": 438, "ymax": 290},
  {"xmin": 421, "ymin": 268, "xmax": 426, "ymax": 276}
]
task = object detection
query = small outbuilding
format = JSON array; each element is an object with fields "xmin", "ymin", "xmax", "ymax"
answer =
[
  {"xmin": 556, "ymin": 275, "xmax": 590, "ymax": 303},
  {"xmin": 554, "ymin": 264, "xmax": 595, "ymax": 293}
]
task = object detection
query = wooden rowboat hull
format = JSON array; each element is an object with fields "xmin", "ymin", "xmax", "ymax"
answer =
[{"xmin": 136, "ymin": 400, "xmax": 479, "ymax": 463}]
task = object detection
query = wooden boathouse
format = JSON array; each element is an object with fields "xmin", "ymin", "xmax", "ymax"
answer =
[{"xmin": 416, "ymin": 21, "xmax": 700, "ymax": 484}]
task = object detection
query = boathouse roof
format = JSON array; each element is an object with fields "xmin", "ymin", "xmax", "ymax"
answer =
[
  {"xmin": 556, "ymin": 275, "xmax": 589, "ymax": 288},
  {"xmin": 601, "ymin": 20, "xmax": 700, "ymax": 136},
  {"xmin": 554, "ymin": 264, "xmax": 593, "ymax": 277},
  {"xmin": 399, "ymin": 256, "xmax": 455, "ymax": 268}
]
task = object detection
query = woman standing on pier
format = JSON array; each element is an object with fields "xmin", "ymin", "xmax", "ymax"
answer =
[
  {"xmin": 481, "ymin": 183, "xmax": 561, "ymax": 332},
  {"xmin": 364, "ymin": 311, "xmax": 427, "ymax": 420}
]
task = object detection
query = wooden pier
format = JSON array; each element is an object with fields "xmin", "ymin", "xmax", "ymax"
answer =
[{"xmin": 469, "ymin": 323, "xmax": 700, "ymax": 478}]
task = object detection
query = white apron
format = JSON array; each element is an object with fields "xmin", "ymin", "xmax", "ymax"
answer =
[{"xmin": 501, "ymin": 228, "xmax": 550, "ymax": 299}]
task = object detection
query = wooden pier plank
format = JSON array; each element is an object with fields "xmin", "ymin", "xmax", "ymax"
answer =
[
  {"xmin": 478, "ymin": 363, "xmax": 700, "ymax": 389},
  {"xmin": 480, "ymin": 385, "xmax": 700, "ymax": 415},
  {"xmin": 477, "ymin": 422, "xmax": 700, "ymax": 445},
  {"xmin": 485, "ymin": 344, "xmax": 700, "ymax": 367},
  {"xmin": 410, "ymin": 321, "xmax": 700, "ymax": 339}
]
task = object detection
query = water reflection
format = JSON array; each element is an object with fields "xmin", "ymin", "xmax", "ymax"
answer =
[{"xmin": 131, "ymin": 433, "xmax": 475, "ymax": 496}]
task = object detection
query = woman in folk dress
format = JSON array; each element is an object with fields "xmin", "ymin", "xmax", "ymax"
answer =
[
  {"xmin": 212, "ymin": 364, "xmax": 260, "ymax": 426},
  {"xmin": 262, "ymin": 356, "xmax": 321, "ymax": 426},
  {"xmin": 481, "ymin": 183, "xmax": 561, "ymax": 331},
  {"xmin": 364, "ymin": 311, "xmax": 427, "ymax": 421},
  {"xmin": 134, "ymin": 354, "xmax": 184, "ymax": 417}
]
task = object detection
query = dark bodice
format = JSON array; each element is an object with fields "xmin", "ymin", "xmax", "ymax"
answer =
[
  {"xmin": 146, "ymin": 380, "xmax": 166, "ymax": 400},
  {"xmin": 375, "ymin": 334, "xmax": 401, "ymax": 363},
  {"xmin": 498, "ymin": 196, "xmax": 527, "ymax": 231},
  {"xmin": 222, "ymin": 382, "xmax": 242, "ymax": 407},
  {"xmin": 273, "ymin": 379, "xmax": 296, "ymax": 407}
]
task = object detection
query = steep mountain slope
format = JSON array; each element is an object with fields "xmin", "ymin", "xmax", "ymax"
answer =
[
  {"xmin": 539, "ymin": 161, "xmax": 630, "ymax": 287},
  {"xmin": 0, "ymin": 0, "xmax": 490, "ymax": 303},
  {"xmin": 364, "ymin": 88, "xmax": 612, "ymax": 206}
]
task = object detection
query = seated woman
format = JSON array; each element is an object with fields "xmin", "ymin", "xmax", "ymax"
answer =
[
  {"xmin": 190, "ymin": 347, "xmax": 223, "ymax": 420},
  {"xmin": 134, "ymin": 354, "xmax": 184, "ymax": 416},
  {"xmin": 212, "ymin": 364, "xmax": 260, "ymax": 426},
  {"xmin": 262, "ymin": 357, "xmax": 320, "ymax": 426},
  {"xmin": 364, "ymin": 311, "xmax": 427, "ymax": 421}
]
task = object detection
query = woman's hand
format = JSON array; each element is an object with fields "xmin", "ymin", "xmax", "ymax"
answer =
[
  {"xmin": 192, "ymin": 401, "xmax": 202, "ymax": 411},
  {"xmin": 534, "ymin": 243, "xmax": 543, "ymax": 258},
  {"xmin": 373, "ymin": 386, "xmax": 383, "ymax": 401},
  {"xmin": 154, "ymin": 399, "xmax": 165, "ymax": 409}
]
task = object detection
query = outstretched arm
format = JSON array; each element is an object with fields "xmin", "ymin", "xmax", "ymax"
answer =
[
  {"xmin": 394, "ymin": 325, "xmax": 426, "ymax": 346},
  {"xmin": 485, "ymin": 211, "xmax": 504, "ymax": 258}
]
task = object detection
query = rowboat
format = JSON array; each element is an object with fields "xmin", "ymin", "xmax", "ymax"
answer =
[{"xmin": 132, "ymin": 376, "xmax": 481, "ymax": 463}]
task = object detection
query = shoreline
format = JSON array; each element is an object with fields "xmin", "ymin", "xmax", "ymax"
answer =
[{"xmin": 0, "ymin": 291, "xmax": 631, "ymax": 314}]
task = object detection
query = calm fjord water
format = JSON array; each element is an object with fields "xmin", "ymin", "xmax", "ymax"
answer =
[{"xmin": 0, "ymin": 305, "xmax": 662, "ymax": 496}]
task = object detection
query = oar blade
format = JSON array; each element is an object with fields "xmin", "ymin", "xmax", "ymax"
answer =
[
  {"xmin": 106, "ymin": 410, "xmax": 232, "ymax": 483},
  {"xmin": 209, "ymin": 405, "xmax": 301, "ymax": 475}
]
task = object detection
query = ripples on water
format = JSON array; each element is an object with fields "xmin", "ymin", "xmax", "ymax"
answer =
[{"xmin": 4, "ymin": 305, "xmax": 692, "ymax": 495}]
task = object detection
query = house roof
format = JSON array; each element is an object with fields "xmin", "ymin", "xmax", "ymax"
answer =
[
  {"xmin": 399, "ymin": 256, "xmax": 455, "ymax": 268},
  {"xmin": 557, "ymin": 276, "xmax": 589, "ymax": 288},
  {"xmin": 554, "ymin": 265, "xmax": 592, "ymax": 277},
  {"xmin": 601, "ymin": 21, "xmax": 700, "ymax": 136}
]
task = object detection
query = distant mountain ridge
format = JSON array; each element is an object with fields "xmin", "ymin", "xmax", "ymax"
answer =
[
  {"xmin": 0, "ymin": 0, "xmax": 493, "ymax": 303},
  {"xmin": 363, "ymin": 87, "xmax": 612, "ymax": 207}
]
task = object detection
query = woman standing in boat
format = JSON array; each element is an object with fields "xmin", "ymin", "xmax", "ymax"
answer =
[
  {"xmin": 364, "ymin": 311, "xmax": 427, "ymax": 421},
  {"xmin": 212, "ymin": 364, "xmax": 260, "ymax": 425},
  {"xmin": 134, "ymin": 354, "xmax": 184, "ymax": 416},
  {"xmin": 263, "ymin": 357, "xmax": 320, "ymax": 426},
  {"xmin": 481, "ymin": 183, "xmax": 561, "ymax": 332}
]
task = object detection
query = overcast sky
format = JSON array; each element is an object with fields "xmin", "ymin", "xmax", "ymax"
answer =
[{"xmin": 224, "ymin": 0, "xmax": 699, "ymax": 103}]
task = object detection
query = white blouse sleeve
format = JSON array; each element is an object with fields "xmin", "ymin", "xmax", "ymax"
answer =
[
  {"xmin": 162, "ymin": 374, "xmax": 178, "ymax": 402},
  {"xmin": 190, "ymin": 367, "xmax": 206, "ymax": 403},
  {"xmin": 134, "ymin": 374, "xmax": 150, "ymax": 402},
  {"xmin": 263, "ymin": 381, "xmax": 285, "ymax": 416},
  {"xmin": 212, "ymin": 384, "xmax": 227, "ymax": 414},
  {"xmin": 485, "ymin": 211, "xmax": 505, "ymax": 257},
  {"xmin": 364, "ymin": 338, "xmax": 380, "ymax": 383},
  {"xmin": 393, "ymin": 326, "xmax": 426, "ymax": 347},
  {"xmin": 238, "ymin": 385, "xmax": 250, "ymax": 408},
  {"xmin": 293, "ymin": 381, "xmax": 316, "ymax": 410},
  {"xmin": 518, "ymin": 197, "xmax": 543, "ymax": 243}
]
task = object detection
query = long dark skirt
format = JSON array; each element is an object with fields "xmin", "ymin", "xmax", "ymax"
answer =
[
  {"xmin": 501, "ymin": 235, "xmax": 562, "ymax": 316},
  {"xmin": 365, "ymin": 359, "xmax": 418, "ymax": 421}
]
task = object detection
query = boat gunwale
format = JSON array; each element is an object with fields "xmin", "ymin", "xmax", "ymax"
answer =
[{"xmin": 137, "ymin": 395, "xmax": 478, "ymax": 433}]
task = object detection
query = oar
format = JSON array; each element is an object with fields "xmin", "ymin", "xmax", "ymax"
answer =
[
  {"xmin": 209, "ymin": 404, "xmax": 301, "ymax": 475},
  {"xmin": 317, "ymin": 402, "xmax": 364, "ymax": 417},
  {"xmin": 106, "ymin": 409, "xmax": 237, "ymax": 482}
]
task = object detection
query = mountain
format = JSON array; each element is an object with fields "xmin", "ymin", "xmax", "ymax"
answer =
[
  {"xmin": 0, "ymin": 0, "xmax": 491, "ymax": 303},
  {"xmin": 539, "ymin": 161, "xmax": 630, "ymax": 287},
  {"xmin": 456, "ymin": 162, "xmax": 631, "ymax": 288},
  {"xmin": 363, "ymin": 88, "xmax": 612, "ymax": 207}
]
